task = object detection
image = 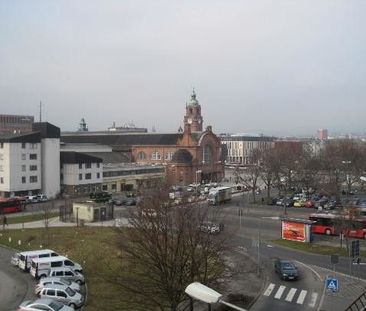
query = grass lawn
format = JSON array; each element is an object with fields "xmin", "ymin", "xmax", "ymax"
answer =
[
  {"xmin": 272, "ymin": 239, "xmax": 366, "ymax": 257},
  {"xmin": 0, "ymin": 227, "xmax": 138, "ymax": 311},
  {"xmin": 6, "ymin": 212, "xmax": 59, "ymax": 225}
]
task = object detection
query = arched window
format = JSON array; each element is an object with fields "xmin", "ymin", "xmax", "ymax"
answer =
[
  {"xmin": 137, "ymin": 151, "xmax": 146, "ymax": 160},
  {"xmin": 203, "ymin": 145, "xmax": 213, "ymax": 164}
]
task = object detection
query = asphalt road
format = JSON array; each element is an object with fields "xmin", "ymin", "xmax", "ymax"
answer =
[{"xmin": 0, "ymin": 247, "xmax": 36, "ymax": 311}]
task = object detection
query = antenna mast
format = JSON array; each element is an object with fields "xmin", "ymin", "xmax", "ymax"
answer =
[{"xmin": 39, "ymin": 101, "xmax": 42, "ymax": 122}]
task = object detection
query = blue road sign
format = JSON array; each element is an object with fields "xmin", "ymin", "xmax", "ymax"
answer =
[{"xmin": 326, "ymin": 278, "xmax": 339, "ymax": 292}]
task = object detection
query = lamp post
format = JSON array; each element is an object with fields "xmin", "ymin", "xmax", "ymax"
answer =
[
  {"xmin": 185, "ymin": 282, "xmax": 247, "ymax": 311},
  {"xmin": 196, "ymin": 170, "xmax": 202, "ymax": 185}
]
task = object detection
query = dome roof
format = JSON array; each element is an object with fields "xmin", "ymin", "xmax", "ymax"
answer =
[
  {"xmin": 171, "ymin": 149, "xmax": 193, "ymax": 164},
  {"xmin": 187, "ymin": 90, "xmax": 199, "ymax": 107}
]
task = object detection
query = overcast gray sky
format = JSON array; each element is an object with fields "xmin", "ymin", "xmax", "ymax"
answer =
[{"xmin": 1, "ymin": 0, "xmax": 365, "ymax": 136}]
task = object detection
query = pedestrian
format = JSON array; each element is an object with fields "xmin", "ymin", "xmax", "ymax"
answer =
[{"xmin": 3, "ymin": 215, "xmax": 8, "ymax": 229}]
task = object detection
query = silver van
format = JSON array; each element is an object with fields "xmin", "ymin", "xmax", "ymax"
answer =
[
  {"xmin": 48, "ymin": 267, "xmax": 85, "ymax": 284},
  {"xmin": 38, "ymin": 284, "xmax": 84, "ymax": 308},
  {"xmin": 30, "ymin": 256, "xmax": 83, "ymax": 279}
]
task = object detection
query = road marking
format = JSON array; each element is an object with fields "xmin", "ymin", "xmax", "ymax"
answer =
[
  {"xmin": 274, "ymin": 285, "xmax": 286, "ymax": 299},
  {"xmin": 263, "ymin": 283, "xmax": 275, "ymax": 296},
  {"xmin": 308, "ymin": 292, "xmax": 318, "ymax": 308},
  {"xmin": 261, "ymin": 216, "xmax": 280, "ymax": 220},
  {"xmin": 297, "ymin": 290, "xmax": 307, "ymax": 304},
  {"xmin": 285, "ymin": 288, "xmax": 297, "ymax": 302}
]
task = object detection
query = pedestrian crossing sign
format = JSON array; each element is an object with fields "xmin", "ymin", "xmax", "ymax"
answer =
[{"xmin": 326, "ymin": 278, "xmax": 339, "ymax": 292}]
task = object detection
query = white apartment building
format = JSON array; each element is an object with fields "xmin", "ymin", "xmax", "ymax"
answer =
[
  {"xmin": 0, "ymin": 122, "xmax": 60, "ymax": 198},
  {"xmin": 60, "ymin": 151, "xmax": 103, "ymax": 195},
  {"xmin": 220, "ymin": 134, "xmax": 275, "ymax": 165}
]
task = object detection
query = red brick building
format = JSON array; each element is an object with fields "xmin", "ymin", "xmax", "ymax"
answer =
[{"xmin": 132, "ymin": 91, "xmax": 224, "ymax": 185}]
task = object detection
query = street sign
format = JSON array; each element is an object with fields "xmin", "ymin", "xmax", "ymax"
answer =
[
  {"xmin": 352, "ymin": 240, "xmax": 360, "ymax": 258},
  {"xmin": 326, "ymin": 278, "xmax": 339, "ymax": 292}
]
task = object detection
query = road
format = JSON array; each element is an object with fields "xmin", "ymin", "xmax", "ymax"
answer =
[{"xmin": 0, "ymin": 248, "xmax": 36, "ymax": 311}]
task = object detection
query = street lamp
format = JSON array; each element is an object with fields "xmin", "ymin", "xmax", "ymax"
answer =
[
  {"xmin": 196, "ymin": 170, "xmax": 202, "ymax": 186},
  {"xmin": 185, "ymin": 282, "xmax": 247, "ymax": 311}
]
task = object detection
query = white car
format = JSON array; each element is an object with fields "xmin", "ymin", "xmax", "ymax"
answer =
[
  {"xmin": 38, "ymin": 284, "xmax": 84, "ymax": 309},
  {"xmin": 36, "ymin": 276, "xmax": 81, "ymax": 294},
  {"xmin": 17, "ymin": 298, "xmax": 74, "ymax": 311}
]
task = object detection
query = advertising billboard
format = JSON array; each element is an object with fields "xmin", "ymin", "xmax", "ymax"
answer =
[{"xmin": 282, "ymin": 221, "xmax": 306, "ymax": 242}]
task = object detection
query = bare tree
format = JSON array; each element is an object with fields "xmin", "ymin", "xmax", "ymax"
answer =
[{"xmin": 100, "ymin": 186, "xmax": 227, "ymax": 310}]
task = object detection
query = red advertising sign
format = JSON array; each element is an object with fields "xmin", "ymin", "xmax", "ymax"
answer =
[{"xmin": 282, "ymin": 221, "xmax": 306, "ymax": 242}]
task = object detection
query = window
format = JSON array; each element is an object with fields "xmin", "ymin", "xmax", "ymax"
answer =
[
  {"xmin": 46, "ymin": 289, "xmax": 56, "ymax": 296},
  {"xmin": 0, "ymin": 154, "xmax": 3, "ymax": 160},
  {"xmin": 0, "ymin": 177, "xmax": 3, "ymax": 184},
  {"xmin": 79, "ymin": 163, "xmax": 82, "ymax": 169},
  {"xmin": 21, "ymin": 142, "xmax": 26, "ymax": 149},
  {"xmin": 30, "ymin": 176, "xmax": 38, "ymax": 183},
  {"xmin": 203, "ymin": 145, "xmax": 213, "ymax": 164},
  {"xmin": 111, "ymin": 184, "xmax": 117, "ymax": 190},
  {"xmin": 29, "ymin": 154, "xmax": 37, "ymax": 160},
  {"xmin": 96, "ymin": 172, "xmax": 100, "ymax": 179},
  {"xmin": 79, "ymin": 174, "xmax": 82, "ymax": 180},
  {"xmin": 22, "ymin": 165, "xmax": 26, "ymax": 172},
  {"xmin": 164, "ymin": 152, "xmax": 174, "ymax": 161},
  {"xmin": 21, "ymin": 176, "xmax": 26, "ymax": 184},
  {"xmin": 102, "ymin": 185, "xmax": 107, "ymax": 191},
  {"xmin": 0, "ymin": 165, "xmax": 3, "ymax": 172},
  {"xmin": 86, "ymin": 163, "xmax": 91, "ymax": 169},
  {"xmin": 64, "ymin": 260, "xmax": 74, "ymax": 266},
  {"xmin": 85, "ymin": 173, "xmax": 91, "ymax": 180},
  {"xmin": 57, "ymin": 291, "xmax": 67, "ymax": 298},
  {"xmin": 55, "ymin": 271, "xmax": 63, "ymax": 277},
  {"xmin": 151, "ymin": 151, "xmax": 161, "ymax": 160},
  {"xmin": 65, "ymin": 270, "xmax": 74, "ymax": 276},
  {"xmin": 30, "ymin": 165, "xmax": 37, "ymax": 171},
  {"xmin": 29, "ymin": 143, "xmax": 37, "ymax": 149},
  {"xmin": 21, "ymin": 154, "xmax": 26, "ymax": 160},
  {"xmin": 51, "ymin": 261, "xmax": 63, "ymax": 268},
  {"xmin": 137, "ymin": 151, "xmax": 146, "ymax": 160},
  {"xmin": 97, "ymin": 163, "xmax": 100, "ymax": 168},
  {"xmin": 0, "ymin": 143, "xmax": 3, "ymax": 148}
]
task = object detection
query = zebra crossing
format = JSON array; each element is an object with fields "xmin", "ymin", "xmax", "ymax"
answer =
[{"xmin": 263, "ymin": 283, "xmax": 318, "ymax": 307}]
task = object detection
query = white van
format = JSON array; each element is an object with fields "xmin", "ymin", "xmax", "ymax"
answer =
[
  {"xmin": 30, "ymin": 256, "xmax": 83, "ymax": 279},
  {"xmin": 18, "ymin": 249, "xmax": 59, "ymax": 272}
]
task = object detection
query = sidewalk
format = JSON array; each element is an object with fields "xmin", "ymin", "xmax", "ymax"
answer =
[{"xmin": 312, "ymin": 265, "xmax": 366, "ymax": 311}]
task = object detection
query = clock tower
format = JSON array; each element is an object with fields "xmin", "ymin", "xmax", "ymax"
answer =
[{"xmin": 183, "ymin": 90, "xmax": 203, "ymax": 132}]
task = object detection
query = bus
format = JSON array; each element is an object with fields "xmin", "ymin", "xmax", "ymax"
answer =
[
  {"xmin": 207, "ymin": 187, "xmax": 232, "ymax": 205},
  {"xmin": 309, "ymin": 212, "xmax": 366, "ymax": 239},
  {"xmin": 0, "ymin": 197, "xmax": 24, "ymax": 214}
]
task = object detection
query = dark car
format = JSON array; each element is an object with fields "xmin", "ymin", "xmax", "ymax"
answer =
[
  {"xmin": 124, "ymin": 198, "xmax": 137, "ymax": 206},
  {"xmin": 274, "ymin": 259, "xmax": 299, "ymax": 280}
]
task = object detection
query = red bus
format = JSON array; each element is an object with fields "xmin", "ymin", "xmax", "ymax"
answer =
[
  {"xmin": 0, "ymin": 197, "xmax": 24, "ymax": 214},
  {"xmin": 309, "ymin": 212, "xmax": 366, "ymax": 239}
]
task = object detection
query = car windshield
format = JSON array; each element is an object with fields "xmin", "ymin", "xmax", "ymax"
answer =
[
  {"xmin": 65, "ymin": 286, "xmax": 76, "ymax": 296},
  {"xmin": 282, "ymin": 262, "xmax": 296, "ymax": 270},
  {"xmin": 49, "ymin": 300, "xmax": 64, "ymax": 311}
]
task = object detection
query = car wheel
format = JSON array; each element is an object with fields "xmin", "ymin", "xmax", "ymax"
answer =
[
  {"xmin": 76, "ymin": 279, "xmax": 83, "ymax": 285},
  {"xmin": 70, "ymin": 303, "xmax": 76, "ymax": 308},
  {"xmin": 325, "ymin": 229, "xmax": 331, "ymax": 235},
  {"xmin": 40, "ymin": 274, "xmax": 47, "ymax": 279}
]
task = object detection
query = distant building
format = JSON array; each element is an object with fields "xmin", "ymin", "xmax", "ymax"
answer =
[
  {"xmin": 0, "ymin": 122, "xmax": 60, "ymax": 198},
  {"xmin": 107, "ymin": 121, "xmax": 148, "ymax": 133},
  {"xmin": 220, "ymin": 134, "xmax": 275, "ymax": 165},
  {"xmin": 274, "ymin": 139, "xmax": 304, "ymax": 155},
  {"xmin": 0, "ymin": 114, "xmax": 34, "ymax": 135},
  {"xmin": 317, "ymin": 129, "xmax": 328, "ymax": 140}
]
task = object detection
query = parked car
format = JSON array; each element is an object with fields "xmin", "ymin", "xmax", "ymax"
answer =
[
  {"xmin": 111, "ymin": 197, "xmax": 126, "ymax": 206},
  {"xmin": 274, "ymin": 259, "xmax": 299, "ymax": 280},
  {"xmin": 36, "ymin": 277, "xmax": 81, "ymax": 295},
  {"xmin": 304, "ymin": 200, "xmax": 315, "ymax": 208},
  {"xmin": 199, "ymin": 222, "xmax": 220, "ymax": 234},
  {"xmin": 37, "ymin": 284, "xmax": 84, "ymax": 308},
  {"xmin": 25, "ymin": 195, "xmax": 39, "ymax": 204},
  {"xmin": 47, "ymin": 267, "xmax": 85, "ymax": 285},
  {"xmin": 124, "ymin": 198, "xmax": 137, "ymax": 206},
  {"xmin": 36, "ymin": 194, "xmax": 48, "ymax": 202},
  {"xmin": 17, "ymin": 298, "xmax": 74, "ymax": 311},
  {"xmin": 293, "ymin": 200, "xmax": 306, "ymax": 208}
]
